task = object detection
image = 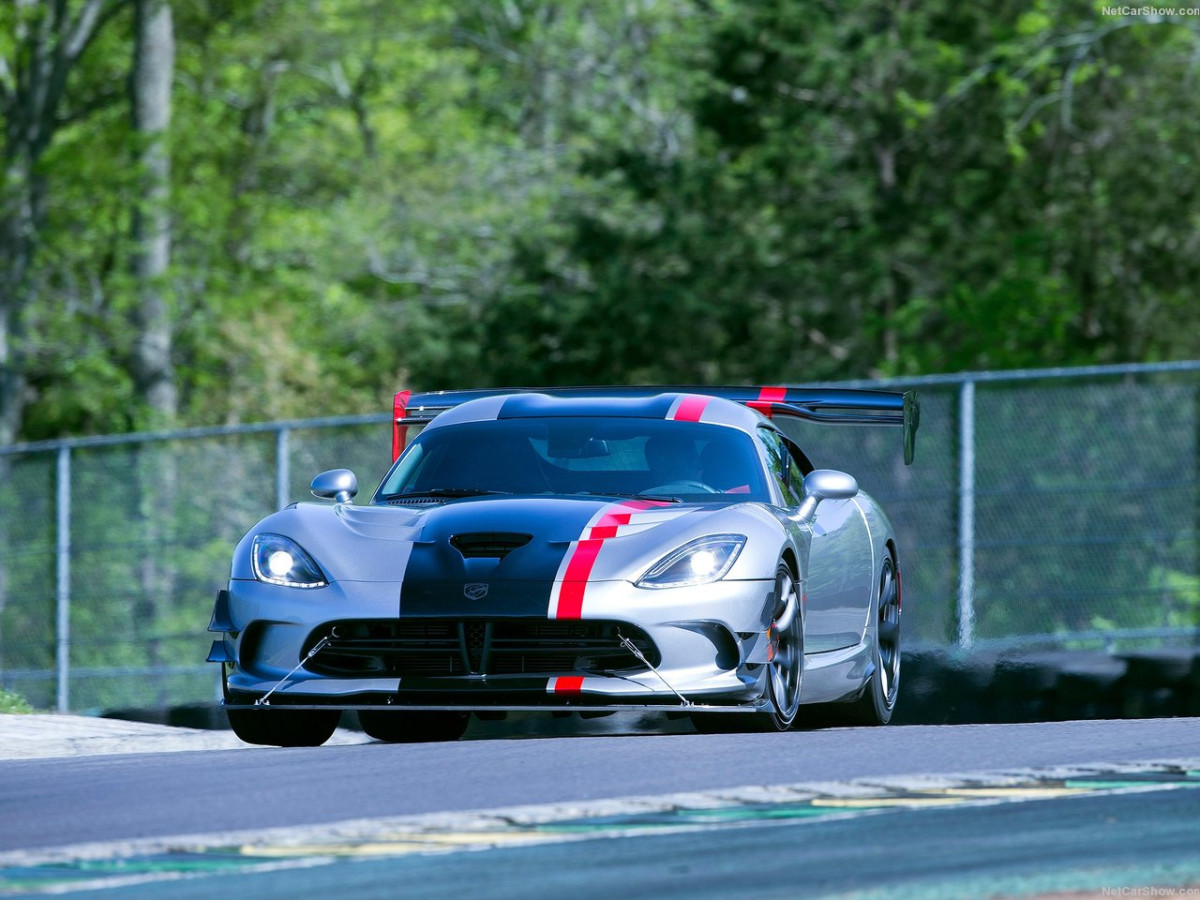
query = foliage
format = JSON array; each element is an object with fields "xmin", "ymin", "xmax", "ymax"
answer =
[
  {"xmin": 1146, "ymin": 567, "xmax": 1200, "ymax": 630},
  {"xmin": 494, "ymin": 0, "xmax": 1200, "ymax": 386},
  {"xmin": 2, "ymin": 0, "xmax": 1199, "ymax": 704},
  {"xmin": 0, "ymin": 688, "xmax": 34, "ymax": 714},
  {"xmin": 3, "ymin": 0, "xmax": 1197, "ymax": 442}
]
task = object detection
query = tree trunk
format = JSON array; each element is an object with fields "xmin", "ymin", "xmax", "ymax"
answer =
[
  {"xmin": 130, "ymin": 0, "xmax": 176, "ymax": 702},
  {"xmin": 1, "ymin": 153, "xmax": 43, "ymax": 451},
  {"xmin": 131, "ymin": 0, "xmax": 176, "ymax": 422}
]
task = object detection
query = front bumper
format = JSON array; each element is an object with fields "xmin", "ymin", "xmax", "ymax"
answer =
[{"xmin": 210, "ymin": 575, "xmax": 776, "ymax": 711}]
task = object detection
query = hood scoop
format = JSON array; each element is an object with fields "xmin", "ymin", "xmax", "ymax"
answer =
[
  {"xmin": 381, "ymin": 496, "xmax": 443, "ymax": 507},
  {"xmin": 450, "ymin": 532, "xmax": 532, "ymax": 560}
]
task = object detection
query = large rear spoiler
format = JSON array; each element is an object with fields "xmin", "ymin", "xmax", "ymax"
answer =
[{"xmin": 393, "ymin": 385, "xmax": 920, "ymax": 464}]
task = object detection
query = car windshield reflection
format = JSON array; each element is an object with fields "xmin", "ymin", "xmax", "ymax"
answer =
[{"xmin": 375, "ymin": 417, "xmax": 771, "ymax": 504}]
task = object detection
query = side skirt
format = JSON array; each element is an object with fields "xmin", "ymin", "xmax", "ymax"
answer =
[{"xmin": 799, "ymin": 640, "xmax": 874, "ymax": 705}]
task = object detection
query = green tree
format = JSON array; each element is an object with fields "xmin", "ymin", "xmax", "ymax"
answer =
[
  {"xmin": 478, "ymin": 1, "xmax": 1200, "ymax": 386},
  {"xmin": 1, "ymin": 0, "xmax": 131, "ymax": 445},
  {"xmin": 4, "ymin": 0, "xmax": 1200, "ymax": 439}
]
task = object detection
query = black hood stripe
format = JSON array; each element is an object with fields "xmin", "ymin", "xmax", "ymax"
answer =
[
  {"xmin": 398, "ymin": 497, "xmax": 611, "ymax": 618},
  {"xmin": 396, "ymin": 497, "xmax": 677, "ymax": 620}
]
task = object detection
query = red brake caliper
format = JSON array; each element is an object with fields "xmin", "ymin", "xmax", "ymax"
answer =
[{"xmin": 768, "ymin": 591, "xmax": 803, "ymax": 663}]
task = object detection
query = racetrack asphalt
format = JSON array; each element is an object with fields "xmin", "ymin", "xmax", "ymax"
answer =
[
  {"xmin": 0, "ymin": 713, "xmax": 372, "ymax": 760},
  {"xmin": 3, "ymin": 712, "xmax": 1199, "ymax": 900}
]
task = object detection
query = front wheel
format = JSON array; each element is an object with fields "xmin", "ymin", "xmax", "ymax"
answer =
[
  {"xmin": 692, "ymin": 562, "xmax": 803, "ymax": 734},
  {"xmin": 226, "ymin": 707, "xmax": 341, "ymax": 747},
  {"xmin": 357, "ymin": 710, "xmax": 469, "ymax": 743},
  {"xmin": 762, "ymin": 562, "xmax": 803, "ymax": 729}
]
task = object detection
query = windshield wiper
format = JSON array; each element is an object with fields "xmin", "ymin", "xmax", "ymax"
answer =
[
  {"xmin": 570, "ymin": 491, "xmax": 683, "ymax": 503},
  {"xmin": 382, "ymin": 488, "xmax": 513, "ymax": 500}
]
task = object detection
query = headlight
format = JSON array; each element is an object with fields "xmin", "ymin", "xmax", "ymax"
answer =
[
  {"xmin": 251, "ymin": 534, "xmax": 327, "ymax": 588},
  {"xmin": 636, "ymin": 534, "xmax": 747, "ymax": 589}
]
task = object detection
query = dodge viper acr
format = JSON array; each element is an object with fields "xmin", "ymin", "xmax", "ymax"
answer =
[{"xmin": 208, "ymin": 386, "xmax": 919, "ymax": 746}]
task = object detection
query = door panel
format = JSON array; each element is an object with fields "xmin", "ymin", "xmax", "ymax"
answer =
[{"xmin": 804, "ymin": 498, "xmax": 873, "ymax": 653}]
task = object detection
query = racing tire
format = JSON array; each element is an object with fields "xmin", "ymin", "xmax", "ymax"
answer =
[
  {"xmin": 692, "ymin": 562, "xmax": 803, "ymax": 734},
  {"xmin": 226, "ymin": 707, "xmax": 341, "ymax": 747},
  {"xmin": 357, "ymin": 710, "xmax": 470, "ymax": 743},
  {"xmin": 811, "ymin": 554, "xmax": 901, "ymax": 728}
]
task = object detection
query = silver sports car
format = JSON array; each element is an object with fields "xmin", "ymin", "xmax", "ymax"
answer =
[{"xmin": 208, "ymin": 385, "xmax": 919, "ymax": 745}]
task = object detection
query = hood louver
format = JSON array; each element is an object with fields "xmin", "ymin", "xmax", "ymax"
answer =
[{"xmin": 450, "ymin": 532, "xmax": 532, "ymax": 560}]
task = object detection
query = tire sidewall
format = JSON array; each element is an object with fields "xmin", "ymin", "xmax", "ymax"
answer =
[
  {"xmin": 766, "ymin": 562, "xmax": 803, "ymax": 729},
  {"xmin": 868, "ymin": 556, "xmax": 900, "ymax": 724}
]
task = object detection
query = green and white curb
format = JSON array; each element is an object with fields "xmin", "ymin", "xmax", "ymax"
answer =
[{"xmin": 2, "ymin": 759, "xmax": 1199, "ymax": 895}]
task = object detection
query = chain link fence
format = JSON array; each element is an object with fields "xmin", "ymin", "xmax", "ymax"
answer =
[{"xmin": 1, "ymin": 362, "xmax": 1196, "ymax": 712}]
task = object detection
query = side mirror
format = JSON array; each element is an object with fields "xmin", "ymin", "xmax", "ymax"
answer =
[
  {"xmin": 795, "ymin": 469, "xmax": 859, "ymax": 524},
  {"xmin": 311, "ymin": 469, "xmax": 358, "ymax": 504}
]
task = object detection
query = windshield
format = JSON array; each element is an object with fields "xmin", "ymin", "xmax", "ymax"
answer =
[{"xmin": 374, "ymin": 416, "xmax": 770, "ymax": 503}]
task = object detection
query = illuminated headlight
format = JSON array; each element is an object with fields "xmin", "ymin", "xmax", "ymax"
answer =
[
  {"xmin": 251, "ymin": 534, "xmax": 327, "ymax": 588},
  {"xmin": 636, "ymin": 534, "xmax": 747, "ymax": 589}
]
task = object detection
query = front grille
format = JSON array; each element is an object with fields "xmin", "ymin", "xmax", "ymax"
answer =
[{"xmin": 302, "ymin": 619, "xmax": 659, "ymax": 679}]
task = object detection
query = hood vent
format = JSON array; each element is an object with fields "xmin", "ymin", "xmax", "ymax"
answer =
[{"xmin": 450, "ymin": 532, "xmax": 532, "ymax": 560}]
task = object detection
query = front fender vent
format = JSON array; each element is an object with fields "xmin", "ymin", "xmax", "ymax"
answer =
[{"xmin": 450, "ymin": 532, "xmax": 532, "ymax": 559}]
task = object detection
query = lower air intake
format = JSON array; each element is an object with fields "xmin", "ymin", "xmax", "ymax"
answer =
[{"xmin": 301, "ymin": 619, "xmax": 659, "ymax": 678}]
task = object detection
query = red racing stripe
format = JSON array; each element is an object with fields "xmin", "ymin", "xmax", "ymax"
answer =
[
  {"xmin": 671, "ymin": 395, "xmax": 709, "ymax": 422},
  {"xmin": 550, "ymin": 675, "xmax": 585, "ymax": 695},
  {"xmin": 551, "ymin": 499, "xmax": 667, "ymax": 619},
  {"xmin": 555, "ymin": 538, "xmax": 603, "ymax": 619},
  {"xmin": 748, "ymin": 385, "xmax": 788, "ymax": 418},
  {"xmin": 589, "ymin": 511, "xmax": 632, "ymax": 540},
  {"xmin": 392, "ymin": 390, "xmax": 411, "ymax": 460}
]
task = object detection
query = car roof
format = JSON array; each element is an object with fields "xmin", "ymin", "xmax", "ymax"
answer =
[
  {"xmin": 392, "ymin": 384, "xmax": 917, "ymax": 465},
  {"xmin": 425, "ymin": 391, "xmax": 768, "ymax": 434}
]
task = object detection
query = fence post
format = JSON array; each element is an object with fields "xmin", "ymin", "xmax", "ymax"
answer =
[
  {"xmin": 957, "ymin": 379, "xmax": 976, "ymax": 648},
  {"xmin": 55, "ymin": 445, "xmax": 71, "ymax": 712},
  {"xmin": 276, "ymin": 427, "xmax": 290, "ymax": 511}
]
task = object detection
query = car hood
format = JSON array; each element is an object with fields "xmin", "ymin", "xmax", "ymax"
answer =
[{"xmin": 236, "ymin": 495, "xmax": 764, "ymax": 587}]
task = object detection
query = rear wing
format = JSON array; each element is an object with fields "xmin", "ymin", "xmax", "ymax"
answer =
[{"xmin": 393, "ymin": 385, "xmax": 920, "ymax": 464}]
